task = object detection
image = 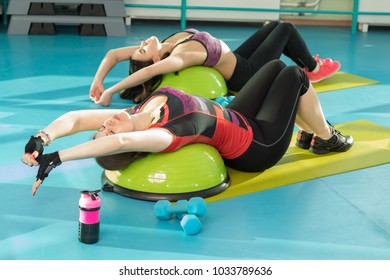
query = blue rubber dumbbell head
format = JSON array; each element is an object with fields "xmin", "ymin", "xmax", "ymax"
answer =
[
  {"xmin": 154, "ymin": 200, "xmax": 173, "ymax": 220},
  {"xmin": 186, "ymin": 197, "xmax": 207, "ymax": 217},
  {"xmin": 180, "ymin": 214, "xmax": 202, "ymax": 235}
]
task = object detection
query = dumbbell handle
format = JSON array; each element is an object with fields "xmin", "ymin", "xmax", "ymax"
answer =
[
  {"xmin": 154, "ymin": 197, "xmax": 206, "ymax": 220},
  {"xmin": 167, "ymin": 203, "xmax": 188, "ymax": 214}
]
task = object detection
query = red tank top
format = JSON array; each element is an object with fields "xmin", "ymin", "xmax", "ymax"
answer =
[{"xmin": 129, "ymin": 87, "xmax": 253, "ymax": 159}]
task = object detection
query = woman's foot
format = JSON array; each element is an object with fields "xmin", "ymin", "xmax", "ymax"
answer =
[
  {"xmin": 304, "ymin": 55, "xmax": 341, "ymax": 83},
  {"xmin": 309, "ymin": 125, "xmax": 354, "ymax": 154},
  {"xmin": 295, "ymin": 130, "xmax": 314, "ymax": 149}
]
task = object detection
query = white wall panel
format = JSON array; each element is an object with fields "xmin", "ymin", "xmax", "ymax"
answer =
[
  {"xmin": 358, "ymin": 0, "xmax": 390, "ymax": 30},
  {"xmin": 124, "ymin": 0, "xmax": 280, "ymax": 22}
]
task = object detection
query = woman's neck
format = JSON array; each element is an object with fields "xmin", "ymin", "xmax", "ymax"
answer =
[
  {"xmin": 131, "ymin": 112, "xmax": 154, "ymax": 131},
  {"xmin": 160, "ymin": 42, "xmax": 174, "ymax": 56},
  {"xmin": 134, "ymin": 95, "xmax": 167, "ymax": 130}
]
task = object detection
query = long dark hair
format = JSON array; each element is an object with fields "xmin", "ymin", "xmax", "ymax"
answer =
[
  {"xmin": 92, "ymin": 132, "xmax": 149, "ymax": 170},
  {"xmin": 120, "ymin": 52, "xmax": 169, "ymax": 103},
  {"xmin": 95, "ymin": 151, "xmax": 149, "ymax": 170}
]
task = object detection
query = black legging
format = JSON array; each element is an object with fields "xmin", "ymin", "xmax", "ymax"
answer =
[
  {"xmin": 227, "ymin": 20, "xmax": 317, "ymax": 91},
  {"xmin": 224, "ymin": 60, "xmax": 310, "ymax": 172}
]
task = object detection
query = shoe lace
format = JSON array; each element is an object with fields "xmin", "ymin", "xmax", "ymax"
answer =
[
  {"xmin": 314, "ymin": 54, "xmax": 334, "ymax": 67},
  {"xmin": 326, "ymin": 120, "xmax": 341, "ymax": 136}
]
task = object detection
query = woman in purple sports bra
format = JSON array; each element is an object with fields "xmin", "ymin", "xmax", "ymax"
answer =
[{"xmin": 89, "ymin": 20, "xmax": 340, "ymax": 106}]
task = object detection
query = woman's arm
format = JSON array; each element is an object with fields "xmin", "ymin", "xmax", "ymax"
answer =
[
  {"xmin": 90, "ymin": 46, "xmax": 138, "ymax": 101},
  {"xmin": 95, "ymin": 53, "xmax": 201, "ymax": 106},
  {"xmin": 37, "ymin": 109, "xmax": 122, "ymax": 143},
  {"xmin": 92, "ymin": 46, "xmax": 138, "ymax": 83},
  {"xmin": 59, "ymin": 128, "xmax": 173, "ymax": 162},
  {"xmin": 30, "ymin": 128, "xmax": 173, "ymax": 195},
  {"xmin": 23, "ymin": 109, "xmax": 122, "ymax": 166}
]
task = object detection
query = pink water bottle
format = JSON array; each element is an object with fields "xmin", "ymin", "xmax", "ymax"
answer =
[{"xmin": 78, "ymin": 190, "xmax": 101, "ymax": 244}]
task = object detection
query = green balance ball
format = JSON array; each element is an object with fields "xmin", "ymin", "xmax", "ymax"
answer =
[
  {"xmin": 156, "ymin": 66, "xmax": 227, "ymax": 99},
  {"xmin": 102, "ymin": 144, "xmax": 230, "ymax": 201}
]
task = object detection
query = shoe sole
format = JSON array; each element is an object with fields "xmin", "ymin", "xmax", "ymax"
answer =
[
  {"xmin": 309, "ymin": 147, "xmax": 332, "ymax": 154},
  {"xmin": 295, "ymin": 142, "xmax": 311, "ymax": 149},
  {"xmin": 309, "ymin": 146, "xmax": 351, "ymax": 154}
]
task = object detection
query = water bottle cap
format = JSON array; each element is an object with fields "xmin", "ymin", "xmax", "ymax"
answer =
[
  {"xmin": 80, "ymin": 189, "xmax": 101, "ymax": 194},
  {"xmin": 80, "ymin": 190, "xmax": 101, "ymax": 200}
]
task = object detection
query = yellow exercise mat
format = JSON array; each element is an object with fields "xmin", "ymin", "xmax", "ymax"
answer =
[
  {"xmin": 207, "ymin": 120, "xmax": 390, "ymax": 203},
  {"xmin": 313, "ymin": 72, "xmax": 379, "ymax": 93}
]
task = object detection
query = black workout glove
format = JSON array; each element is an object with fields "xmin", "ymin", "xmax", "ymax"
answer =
[
  {"xmin": 25, "ymin": 136, "xmax": 44, "ymax": 158},
  {"xmin": 35, "ymin": 151, "xmax": 62, "ymax": 182}
]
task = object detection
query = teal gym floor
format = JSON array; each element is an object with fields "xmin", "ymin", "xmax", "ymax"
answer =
[{"xmin": 0, "ymin": 20, "xmax": 389, "ymax": 260}]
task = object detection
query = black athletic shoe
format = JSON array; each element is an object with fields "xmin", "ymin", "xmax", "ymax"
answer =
[
  {"xmin": 309, "ymin": 126, "xmax": 354, "ymax": 154},
  {"xmin": 295, "ymin": 130, "xmax": 314, "ymax": 149}
]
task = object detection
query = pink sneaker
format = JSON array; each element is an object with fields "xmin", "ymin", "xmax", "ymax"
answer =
[{"xmin": 304, "ymin": 54, "xmax": 341, "ymax": 83}]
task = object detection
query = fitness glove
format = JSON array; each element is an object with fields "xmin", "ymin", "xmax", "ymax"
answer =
[
  {"xmin": 25, "ymin": 136, "xmax": 45, "ymax": 158},
  {"xmin": 36, "ymin": 151, "xmax": 62, "ymax": 182},
  {"xmin": 32, "ymin": 151, "xmax": 62, "ymax": 196}
]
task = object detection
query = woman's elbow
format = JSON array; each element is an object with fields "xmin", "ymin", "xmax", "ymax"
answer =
[
  {"xmin": 139, "ymin": 66, "xmax": 156, "ymax": 78},
  {"xmin": 105, "ymin": 49, "xmax": 120, "ymax": 63},
  {"xmin": 116, "ymin": 135, "xmax": 134, "ymax": 152}
]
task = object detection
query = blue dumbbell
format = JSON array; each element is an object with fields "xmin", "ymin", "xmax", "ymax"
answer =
[
  {"xmin": 154, "ymin": 197, "xmax": 207, "ymax": 220},
  {"xmin": 175, "ymin": 199, "xmax": 189, "ymax": 220},
  {"xmin": 215, "ymin": 95, "xmax": 235, "ymax": 107},
  {"xmin": 227, "ymin": 95, "xmax": 235, "ymax": 102},
  {"xmin": 214, "ymin": 96, "xmax": 229, "ymax": 107},
  {"xmin": 180, "ymin": 214, "xmax": 202, "ymax": 235}
]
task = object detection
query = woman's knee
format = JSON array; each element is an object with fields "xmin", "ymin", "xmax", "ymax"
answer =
[
  {"xmin": 265, "ymin": 20, "xmax": 297, "ymax": 34},
  {"xmin": 282, "ymin": 66, "xmax": 310, "ymax": 95},
  {"xmin": 264, "ymin": 20, "xmax": 283, "ymax": 29},
  {"xmin": 264, "ymin": 59, "xmax": 287, "ymax": 71},
  {"xmin": 277, "ymin": 21, "xmax": 296, "ymax": 34}
]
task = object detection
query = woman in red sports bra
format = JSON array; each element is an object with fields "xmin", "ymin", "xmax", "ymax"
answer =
[
  {"xmin": 23, "ymin": 60, "xmax": 353, "ymax": 196},
  {"xmin": 89, "ymin": 21, "xmax": 340, "ymax": 106}
]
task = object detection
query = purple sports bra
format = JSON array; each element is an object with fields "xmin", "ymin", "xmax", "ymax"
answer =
[{"xmin": 162, "ymin": 28, "xmax": 222, "ymax": 67}]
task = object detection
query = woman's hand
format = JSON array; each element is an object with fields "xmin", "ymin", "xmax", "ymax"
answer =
[
  {"xmin": 22, "ymin": 136, "xmax": 45, "ymax": 166},
  {"xmin": 89, "ymin": 80, "xmax": 105, "ymax": 103},
  {"xmin": 25, "ymin": 135, "xmax": 44, "ymax": 153},
  {"xmin": 32, "ymin": 152, "xmax": 62, "ymax": 196},
  {"xmin": 21, "ymin": 152, "xmax": 40, "ymax": 167},
  {"xmin": 94, "ymin": 89, "xmax": 114, "ymax": 106}
]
